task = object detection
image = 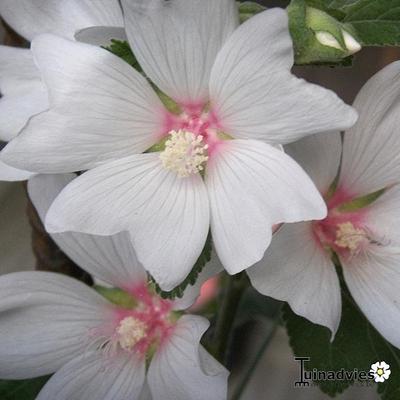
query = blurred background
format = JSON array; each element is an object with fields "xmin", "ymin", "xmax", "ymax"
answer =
[{"xmin": 1, "ymin": 1, "xmax": 399, "ymax": 399}]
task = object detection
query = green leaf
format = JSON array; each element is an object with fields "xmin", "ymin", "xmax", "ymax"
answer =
[
  {"xmin": 305, "ymin": 0, "xmax": 400, "ymax": 46},
  {"xmin": 151, "ymin": 232, "xmax": 212, "ymax": 299},
  {"xmin": 283, "ymin": 289, "xmax": 400, "ymax": 398},
  {"xmin": 342, "ymin": 0, "xmax": 400, "ymax": 46},
  {"xmin": 289, "ymin": 0, "xmax": 353, "ymax": 64},
  {"xmin": 102, "ymin": 39, "xmax": 142, "ymax": 71},
  {"xmin": 0, "ymin": 377, "xmax": 50, "ymax": 400}
]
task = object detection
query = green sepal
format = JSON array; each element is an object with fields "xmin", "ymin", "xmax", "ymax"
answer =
[
  {"xmin": 151, "ymin": 232, "xmax": 212, "ymax": 300},
  {"xmin": 102, "ymin": 39, "xmax": 142, "ymax": 72},
  {"xmin": 238, "ymin": 1, "xmax": 267, "ymax": 23},
  {"xmin": 337, "ymin": 188, "xmax": 386, "ymax": 212},
  {"xmin": 94, "ymin": 286, "xmax": 137, "ymax": 309}
]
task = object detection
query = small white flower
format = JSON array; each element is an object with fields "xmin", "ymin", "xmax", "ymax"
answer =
[
  {"xmin": 370, "ymin": 362, "xmax": 391, "ymax": 383},
  {"xmin": 0, "ymin": 173, "xmax": 226, "ymax": 400},
  {"xmin": 248, "ymin": 61, "xmax": 400, "ymax": 348},
  {"xmin": 2, "ymin": 2, "xmax": 357, "ymax": 291}
]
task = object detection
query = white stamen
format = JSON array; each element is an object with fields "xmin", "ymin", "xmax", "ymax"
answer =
[
  {"xmin": 334, "ymin": 222, "xmax": 367, "ymax": 253},
  {"xmin": 160, "ymin": 130, "xmax": 209, "ymax": 178},
  {"xmin": 116, "ymin": 317, "xmax": 147, "ymax": 351}
]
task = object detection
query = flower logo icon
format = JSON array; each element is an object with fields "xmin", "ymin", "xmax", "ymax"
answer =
[{"xmin": 370, "ymin": 361, "xmax": 391, "ymax": 383}]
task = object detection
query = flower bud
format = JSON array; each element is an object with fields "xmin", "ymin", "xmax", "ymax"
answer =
[
  {"xmin": 288, "ymin": 0, "xmax": 362, "ymax": 65},
  {"xmin": 307, "ymin": 7, "xmax": 361, "ymax": 57}
]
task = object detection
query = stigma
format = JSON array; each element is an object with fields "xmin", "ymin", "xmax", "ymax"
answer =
[
  {"xmin": 116, "ymin": 316, "xmax": 147, "ymax": 352},
  {"xmin": 160, "ymin": 129, "xmax": 209, "ymax": 178},
  {"xmin": 334, "ymin": 222, "xmax": 368, "ymax": 254}
]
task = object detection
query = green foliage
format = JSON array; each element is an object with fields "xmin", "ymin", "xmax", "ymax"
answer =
[
  {"xmin": 103, "ymin": 39, "xmax": 142, "ymax": 72},
  {"xmin": 0, "ymin": 377, "xmax": 50, "ymax": 400},
  {"xmin": 283, "ymin": 289, "xmax": 400, "ymax": 398},
  {"xmin": 151, "ymin": 233, "xmax": 212, "ymax": 300},
  {"xmin": 304, "ymin": 0, "xmax": 400, "ymax": 46},
  {"xmin": 289, "ymin": 0, "xmax": 353, "ymax": 65},
  {"xmin": 94, "ymin": 286, "xmax": 137, "ymax": 308}
]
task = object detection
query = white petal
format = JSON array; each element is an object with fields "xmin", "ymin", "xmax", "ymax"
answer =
[
  {"xmin": 247, "ymin": 223, "xmax": 341, "ymax": 335},
  {"xmin": 46, "ymin": 154, "xmax": 210, "ymax": 291},
  {"xmin": 341, "ymin": 61, "xmax": 400, "ymax": 196},
  {"xmin": 206, "ymin": 140, "xmax": 326, "ymax": 274},
  {"xmin": 284, "ymin": 132, "xmax": 342, "ymax": 195},
  {"xmin": 75, "ymin": 26, "xmax": 127, "ymax": 47},
  {"xmin": 138, "ymin": 382, "xmax": 153, "ymax": 400},
  {"xmin": 148, "ymin": 315, "xmax": 228, "ymax": 400},
  {"xmin": 0, "ymin": 271, "xmax": 109, "ymax": 379},
  {"xmin": 28, "ymin": 174, "xmax": 147, "ymax": 289},
  {"xmin": 0, "ymin": 159, "xmax": 35, "ymax": 181},
  {"xmin": 2, "ymin": 35, "xmax": 166, "ymax": 173},
  {"xmin": 0, "ymin": 46, "xmax": 48, "ymax": 142},
  {"xmin": 342, "ymin": 245, "xmax": 400, "ymax": 348},
  {"xmin": 37, "ymin": 351, "xmax": 145, "ymax": 400},
  {"xmin": 173, "ymin": 252, "xmax": 223, "ymax": 310},
  {"xmin": 122, "ymin": 0, "xmax": 238, "ymax": 105},
  {"xmin": 0, "ymin": 0, "xmax": 123, "ymax": 41},
  {"xmin": 363, "ymin": 184, "xmax": 400, "ymax": 245},
  {"xmin": 209, "ymin": 9, "xmax": 357, "ymax": 144}
]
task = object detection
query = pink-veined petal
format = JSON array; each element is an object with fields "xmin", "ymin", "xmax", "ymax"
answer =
[
  {"xmin": 122, "ymin": 0, "xmax": 239, "ymax": 105},
  {"xmin": 28, "ymin": 174, "xmax": 147, "ymax": 289},
  {"xmin": 0, "ymin": 46, "xmax": 48, "ymax": 142},
  {"xmin": 0, "ymin": 158, "xmax": 35, "ymax": 181},
  {"xmin": 209, "ymin": 9, "xmax": 357, "ymax": 144},
  {"xmin": 2, "ymin": 35, "xmax": 166, "ymax": 173},
  {"xmin": 284, "ymin": 132, "xmax": 342, "ymax": 196},
  {"xmin": 206, "ymin": 139, "xmax": 326, "ymax": 274},
  {"xmin": 0, "ymin": 0, "xmax": 123, "ymax": 41},
  {"xmin": 341, "ymin": 61, "xmax": 400, "ymax": 196},
  {"xmin": 0, "ymin": 271, "xmax": 109, "ymax": 379},
  {"xmin": 248, "ymin": 222, "xmax": 341, "ymax": 336},
  {"xmin": 45, "ymin": 154, "xmax": 210, "ymax": 291},
  {"xmin": 342, "ymin": 245, "xmax": 400, "ymax": 349},
  {"xmin": 37, "ymin": 351, "xmax": 145, "ymax": 400},
  {"xmin": 148, "ymin": 315, "xmax": 228, "ymax": 400}
]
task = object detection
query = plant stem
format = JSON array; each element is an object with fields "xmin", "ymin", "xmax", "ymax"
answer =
[
  {"xmin": 212, "ymin": 272, "xmax": 247, "ymax": 364},
  {"xmin": 231, "ymin": 318, "xmax": 280, "ymax": 400}
]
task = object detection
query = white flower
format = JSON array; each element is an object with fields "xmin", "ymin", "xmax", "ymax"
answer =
[
  {"xmin": 2, "ymin": 2, "xmax": 357, "ymax": 290},
  {"xmin": 0, "ymin": 0, "xmax": 124, "ymax": 181},
  {"xmin": 370, "ymin": 361, "xmax": 391, "ymax": 383},
  {"xmin": 248, "ymin": 61, "xmax": 400, "ymax": 347},
  {"xmin": 0, "ymin": 173, "xmax": 226, "ymax": 400}
]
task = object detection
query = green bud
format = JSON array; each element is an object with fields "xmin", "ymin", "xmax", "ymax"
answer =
[
  {"xmin": 306, "ymin": 7, "xmax": 361, "ymax": 55},
  {"xmin": 288, "ymin": 0, "xmax": 361, "ymax": 65}
]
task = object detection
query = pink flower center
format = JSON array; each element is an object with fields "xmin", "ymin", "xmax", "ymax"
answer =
[
  {"xmin": 160, "ymin": 105, "xmax": 225, "ymax": 177},
  {"xmin": 312, "ymin": 188, "xmax": 370, "ymax": 258},
  {"xmin": 91, "ymin": 283, "xmax": 175, "ymax": 359}
]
